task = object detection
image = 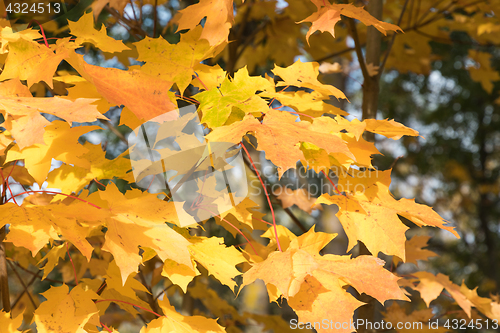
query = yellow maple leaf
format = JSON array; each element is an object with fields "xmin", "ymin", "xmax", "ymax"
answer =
[
  {"xmin": 6, "ymin": 121, "xmax": 100, "ymax": 186},
  {"xmin": 241, "ymin": 227, "xmax": 408, "ymax": 332},
  {"xmin": 0, "ymin": 96, "xmax": 107, "ymax": 149},
  {"xmin": 272, "ymin": 60, "xmax": 346, "ymax": 99},
  {"xmin": 98, "ymin": 183, "xmax": 192, "ymax": 284},
  {"xmin": 162, "ymin": 259, "xmax": 200, "ymax": 293},
  {"xmin": 0, "ymin": 310, "xmax": 23, "ymax": 332},
  {"xmin": 171, "ymin": 0, "xmax": 234, "ymax": 46},
  {"xmin": 68, "ymin": 11, "xmax": 130, "ymax": 53},
  {"xmin": 412, "ymin": 272, "xmax": 473, "ymax": 317},
  {"xmin": 140, "ymin": 297, "xmax": 226, "ymax": 332},
  {"xmin": 0, "ymin": 37, "xmax": 70, "ymax": 88},
  {"xmin": 34, "ymin": 284, "xmax": 99, "ymax": 333},
  {"xmin": 189, "ymin": 236, "xmax": 247, "ymax": 292},
  {"xmin": 467, "ymin": 50, "xmax": 500, "ymax": 93},
  {"xmin": 134, "ymin": 26, "xmax": 215, "ymax": 94},
  {"xmin": 316, "ymin": 169, "xmax": 459, "ymax": 259},
  {"xmin": 364, "ymin": 118, "xmax": 419, "ymax": 140},
  {"xmin": 393, "ymin": 235, "xmax": 438, "ymax": 265}
]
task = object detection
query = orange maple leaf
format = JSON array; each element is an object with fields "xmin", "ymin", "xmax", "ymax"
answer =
[
  {"xmin": 207, "ymin": 109, "xmax": 354, "ymax": 178},
  {"xmin": 299, "ymin": 3, "xmax": 402, "ymax": 44},
  {"xmin": 67, "ymin": 52, "xmax": 177, "ymax": 122}
]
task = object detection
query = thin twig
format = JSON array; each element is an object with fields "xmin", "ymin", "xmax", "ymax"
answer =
[
  {"xmin": 12, "ymin": 261, "xmax": 76, "ymax": 286},
  {"xmin": 11, "ymin": 273, "xmax": 38, "ymax": 309},
  {"xmin": 346, "ymin": 18, "xmax": 369, "ymax": 81},
  {"xmin": 154, "ymin": 282, "xmax": 174, "ymax": 301},
  {"xmin": 6, "ymin": 261, "xmax": 36, "ymax": 309},
  {"xmin": 138, "ymin": 271, "xmax": 159, "ymax": 314},
  {"xmin": 380, "ymin": 0, "xmax": 411, "ymax": 75},
  {"xmin": 99, "ymin": 119, "xmax": 128, "ymax": 145}
]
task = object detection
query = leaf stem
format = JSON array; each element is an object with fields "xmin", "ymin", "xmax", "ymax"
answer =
[
  {"xmin": 27, "ymin": 20, "xmax": 49, "ymax": 48},
  {"xmin": 66, "ymin": 242, "xmax": 78, "ymax": 285},
  {"xmin": 321, "ymin": 170, "xmax": 342, "ymax": 195},
  {"xmin": 100, "ymin": 322, "xmax": 113, "ymax": 333},
  {"xmin": 240, "ymin": 143, "xmax": 282, "ymax": 252}
]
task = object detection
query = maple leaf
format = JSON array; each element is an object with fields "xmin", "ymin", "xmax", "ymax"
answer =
[
  {"xmin": 364, "ymin": 118, "xmax": 419, "ymax": 140},
  {"xmin": 299, "ymin": 3, "xmax": 402, "ymax": 44},
  {"xmin": 38, "ymin": 243, "xmax": 68, "ymax": 280},
  {"xmin": 140, "ymin": 297, "xmax": 226, "ymax": 332},
  {"xmin": 69, "ymin": 11, "xmax": 130, "ymax": 53},
  {"xmin": 0, "ymin": 194, "xmax": 109, "ymax": 259},
  {"xmin": 0, "ymin": 311, "xmax": 23, "ymax": 332},
  {"xmin": 394, "ymin": 235, "xmax": 438, "ymax": 265},
  {"xmin": 0, "ymin": 163, "xmax": 35, "ymax": 186},
  {"xmin": 92, "ymin": 0, "xmax": 130, "ymax": 18},
  {"xmin": 162, "ymin": 259, "xmax": 200, "ymax": 293},
  {"xmin": 0, "ymin": 26, "xmax": 42, "ymax": 53},
  {"xmin": 261, "ymin": 90, "xmax": 347, "ymax": 118},
  {"xmin": 67, "ymin": 51, "xmax": 177, "ymax": 121},
  {"xmin": 191, "ymin": 63, "xmax": 226, "ymax": 91},
  {"xmin": 241, "ymin": 227, "xmax": 408, "ymax": 331},
  {"xmin": 272, "ymin": 60, "xmax": 346, "ymax": 99},
  {"xmin": 189, "ymin": 235, "xmax": 247, "ymax": 292},
  {"xmin": 0, "ymin": 96, "xmax": 107, "ymax": 149},
  {"xmin": 171, "ymin": 0, "xmax": 234, "ymax": 46},
  {"xmin": 206, "ymin": 109, "xmax": 354, "ymax": 178},
  {"xmin": 316, "ymin": 170, "xmax": 459, "ymax": 259},
  {"xmin": 134, "ymin": 26, "xmax": 215, "ymax": 94},
  {"xmin": 93, "ymin": 260, "xmax": 153, "ymax": 316},
  {"xmin": 0, "ymin": 78, "xmax": 32, "ymax": 97},
  {"xmin": 34, "ymin": 284, "xmax": 100, "ymax": 333},
  {"xmin": 0, "ymin": 37, "xmax": 69, "ymax": 88},
  {"xmin": 47, "ymin": 142, "xmax": 133, "ymax": 195},
  {"xmin": 467, "ymin": 50, "xmax": 500, "ymax": 93},
  {"xmin": 97, "ymin": 183, "xmax": 192, "ymax": 284},
  {"xmin": 196, "ymin": 66, "xmax": 272, "ymax": 127},
  {"xmin": 274, "ymin": 188, "xmax": 322, "ymax": 213},
  {"xmin": 411, "ymin": 272, "xmax": 473, "ymax": 317},
  {"xmin": 5, "ymin": 121, "xmax": 100, "ymax": 186},
  {"xmin": 459, "ymin": 284, "xmax": 500, "ymax": 320}
]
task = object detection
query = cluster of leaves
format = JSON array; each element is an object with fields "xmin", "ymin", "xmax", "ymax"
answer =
[{"xmin": 1, "ymin": 0, "xmax": 500, "ymax": 332}]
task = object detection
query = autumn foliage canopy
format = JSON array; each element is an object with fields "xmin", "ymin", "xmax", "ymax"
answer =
[{"xmin": 0, "ymin": 0, "xmax": 500, "ymax": 332}]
